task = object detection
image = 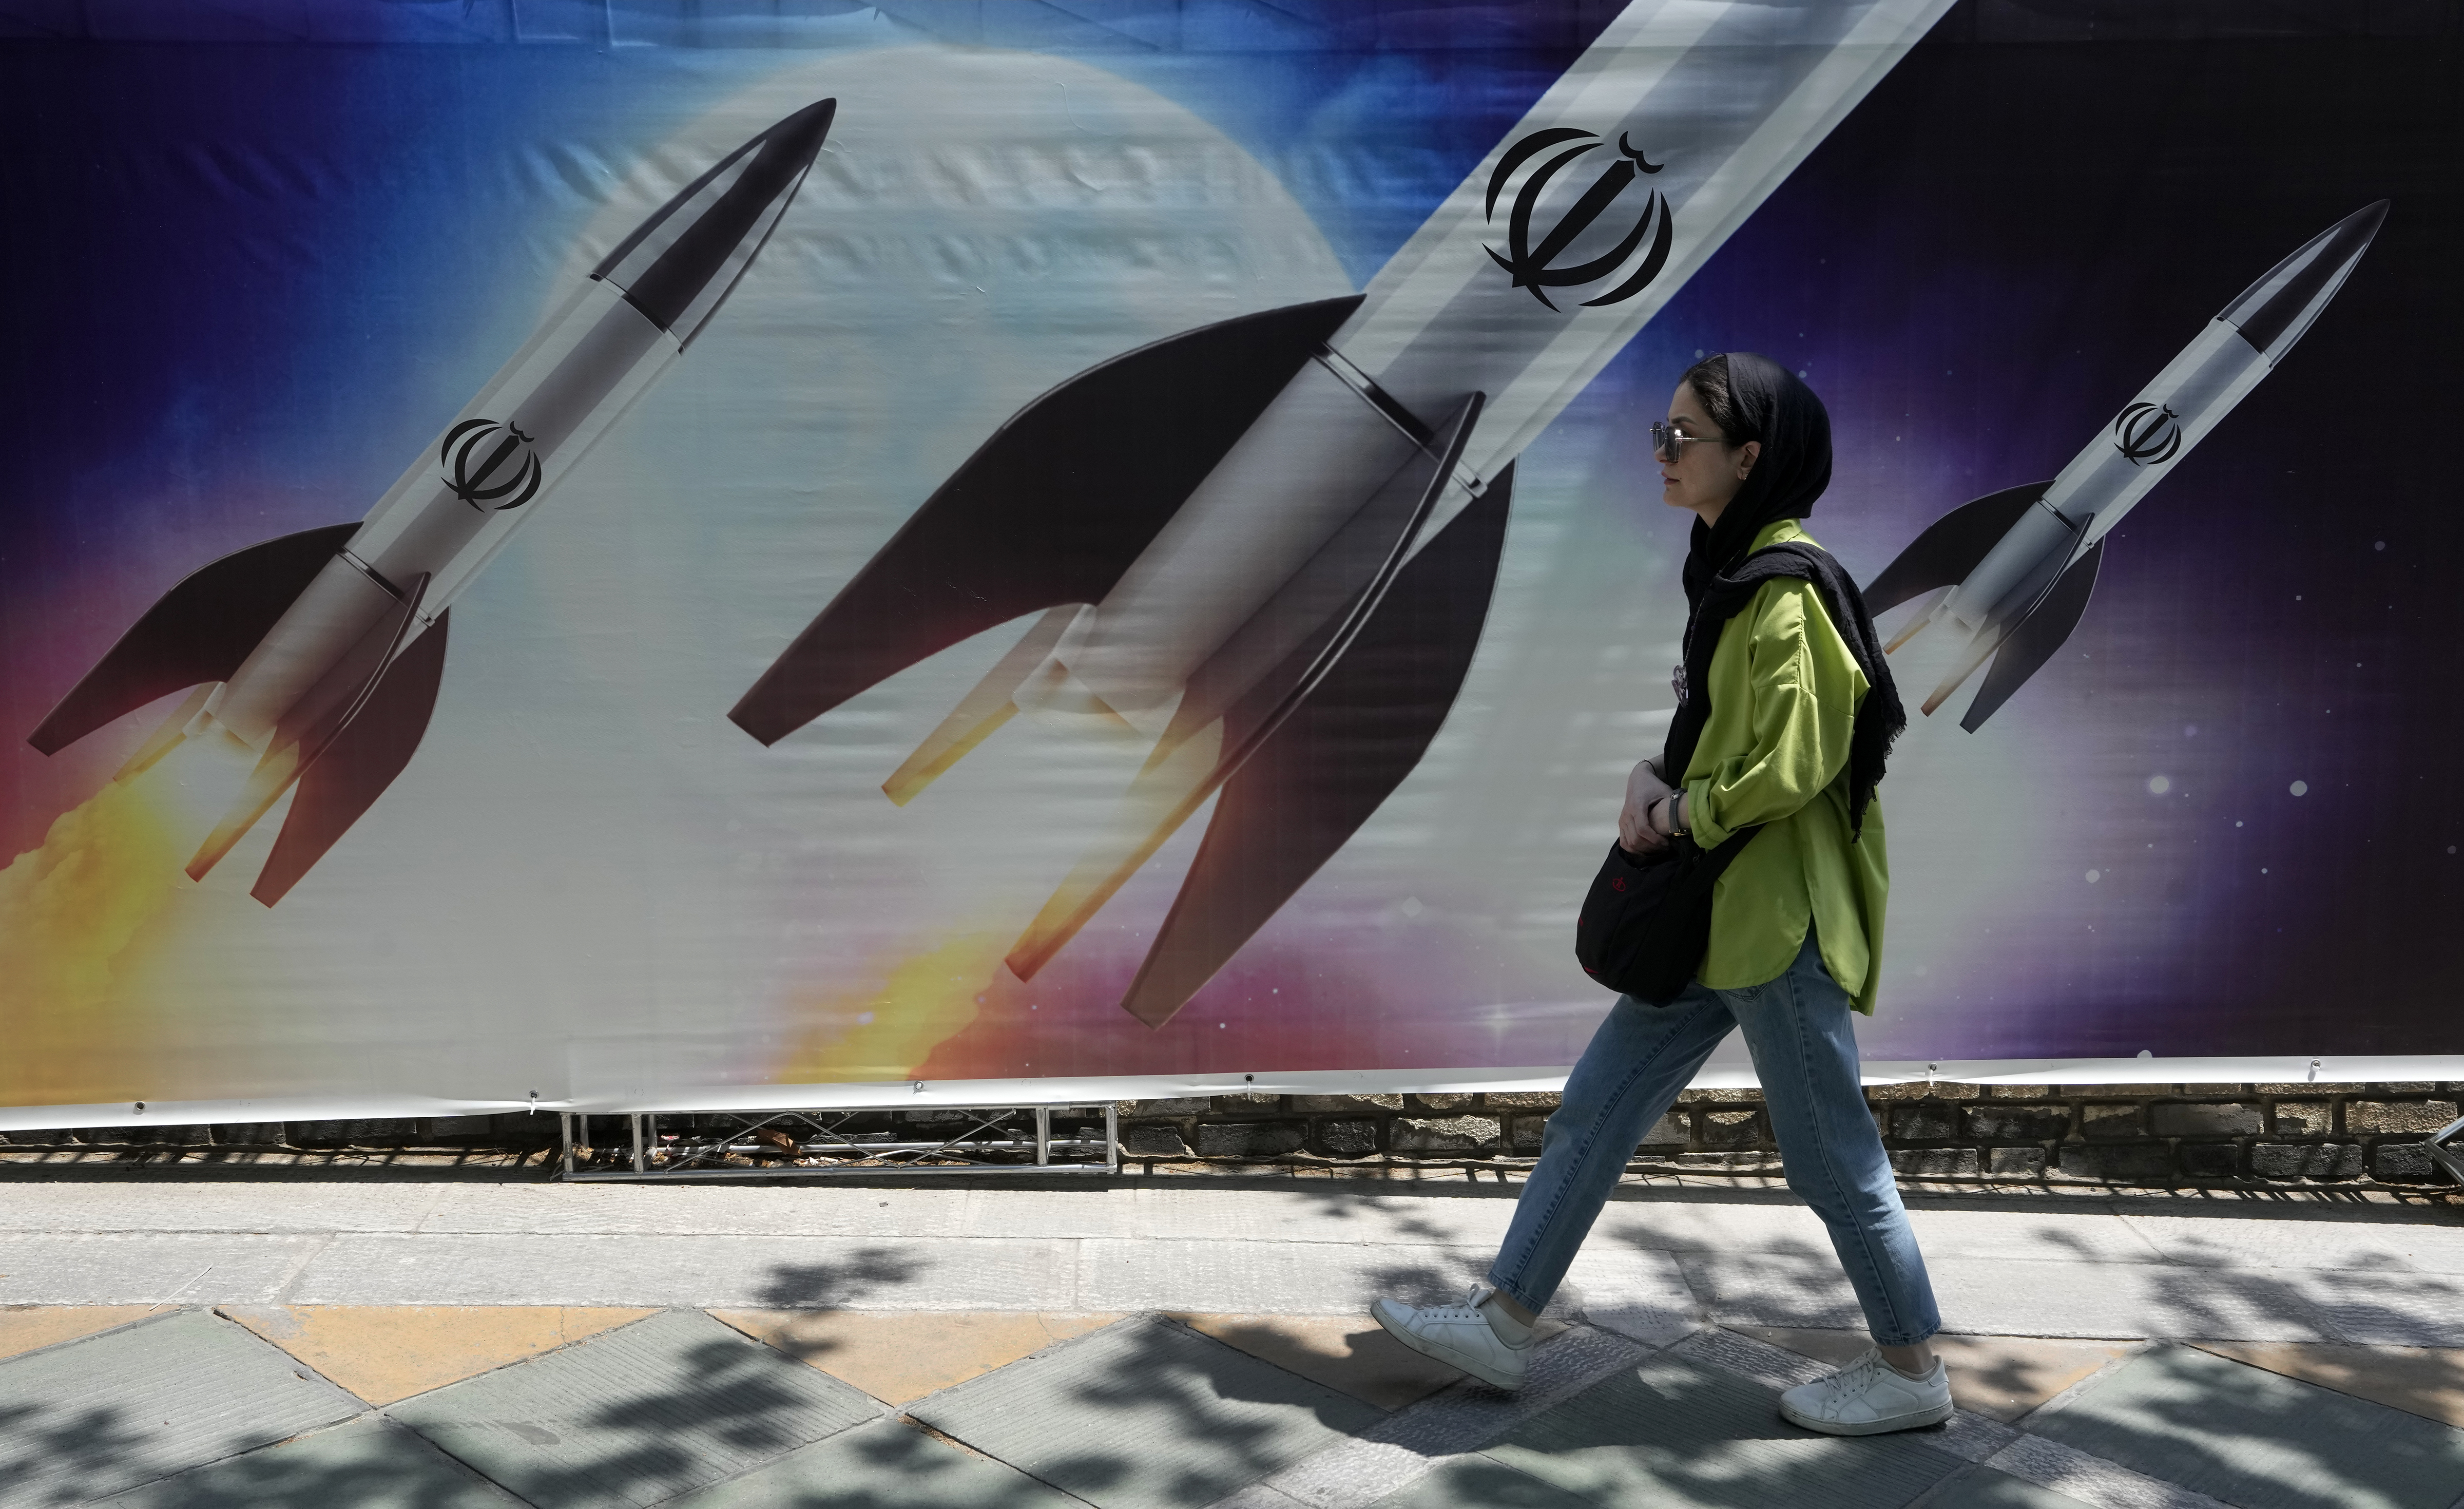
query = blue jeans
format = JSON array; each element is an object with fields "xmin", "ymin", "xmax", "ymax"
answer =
[{"xmin": 1489, "ymin": 927, "xmax": 1941, "ymax": 1347}]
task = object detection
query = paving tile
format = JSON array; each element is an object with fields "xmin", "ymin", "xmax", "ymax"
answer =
[
  {"xmin": 2030, "ymin": 1342, "xmax": 2464, "ymax": 1508},
  {"xmin": 909, "ymin": 1315, "xmax": 1382, "ymax": 1508},
  {"xmin": 387, "ymin": 1307, "xmax": 880, "ymax": 1508},
  {"xmin": 668, "ymin": 1417, "xmax": 1083, "ymax": 1507},
  {"xmin": 1127, "ymin": 1189, "xmax": 1519, "ymax": 1250},
  {"xmin": 94, "ymin": 1416, "xmax": 518, "ymax": 1507},
  {"xmin": 1077, "ymin": 1238, "xmax": 1488, "ymax": 1315},
  {"xmin": 1479, "ymin": 1353, "xmax": 1968, "ymax": 1507},
  {"xmin": 0, "ymin": 1304, "xmax": 160, "ymax": 1361},
  {"xmin": 2294, "ymin": 1269, "xmax": 2464, "ymax": 1347},
  {"xmin": 1735, "ymin": 1327, "xmax": 2140, "ymax": 1423},
  {"xmin": 0, "ymin": 1184, "xmax": 446, "ymax": 1236},
  {"xmin": 710, "ymin": 1308, "xmax": 1123, "ymax": 1404},
  {"xmin": 0, "ymin": 1233, "xmax": 327, "ymax": 1305},
  {"xmin": 2119, "ymin": 1214, "xmax": 2464, "ymax": 1276},
  {"xmin": 1666, "ymin": 1329, "xmax": 2015, "ymax": 1464},
  {"xmin": 289, "ymin": 1231, "xmax": 1072, "ymax": 1308},
  {"xmin": 418, "ymin": 1184, "xmax": 973, "ymax": 1238},
  {"xmin": 1982, "ymin": 1433, "xmax": 2232, "ymax": 1509},
  {"xmin": 2191, "ymin": 1340, "xmax": 2464, "ymax": 1428},
  {"xmin": 1174, "ymin": 1314, "xmax": 1467, "ymax": 1411},
  {"xmin": 219, "ymin": 1305, "xmax": 657, "ymax": 1405},
  {"xmin": 1917, "ymin": 1465, "xmax": 2095, "ymax": 1508},
  {"xmin": 0, "ymin": 1308, "xmax": 363, "ymax": 1509},
  {"xmin": 1363, "ymin": 1455, "xmax": 1597, "ymax": 1507}
]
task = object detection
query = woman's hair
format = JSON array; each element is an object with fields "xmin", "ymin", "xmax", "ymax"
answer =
[{"xmin": 1678, "ymin": 353, "xmax": 1761, "ymax": 448}]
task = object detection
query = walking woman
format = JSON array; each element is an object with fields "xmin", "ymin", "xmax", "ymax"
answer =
[{"xmin": 1374, "ymin": 353, "xmax": 1949, "ymax": 1435}]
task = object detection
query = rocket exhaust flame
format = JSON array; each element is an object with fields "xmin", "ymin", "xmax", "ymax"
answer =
[{"xmin": 25, "ymin": 101, "xmax": 835, "ymax": 901}]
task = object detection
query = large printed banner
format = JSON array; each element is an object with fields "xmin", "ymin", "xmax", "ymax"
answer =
[{"xmin": 2, "ymin": 1, "xmax": 2456, "ymax": 1124}]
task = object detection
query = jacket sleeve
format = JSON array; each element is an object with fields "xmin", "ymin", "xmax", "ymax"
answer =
[{"xmin": 1685, "ymin": 580, "xmax": 1866, "ymax": 848}]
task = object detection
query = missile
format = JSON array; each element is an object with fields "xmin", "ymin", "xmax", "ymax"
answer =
[
  {"xmin": 1866, "ymin": 199, "xmax": 2388, "ymax": 730},
  {"xmin": 29, "ymin": 100, "xmax": 836, "ymax": 903},
  {"xmin": 727, "ymin": 0, "xmax": 1956, "ymax": 1026}
]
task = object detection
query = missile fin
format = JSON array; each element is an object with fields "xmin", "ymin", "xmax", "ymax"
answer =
[
  {"xmin": 1961, "ymin": 541, "xmax": 2102, "ymax": 733},
  {"xmin": 1862, "ymin": 483, "xmax": 2048, "ymax": 616},
  {"xmin": 189, "ymin": 574, "xmax": 428, "ymax": 883},
  {"xmin": 1005, "ymin": 392, "xmax": 1486, "ymax": 996},
  {"xmin": 728, "ymin": 295, "xmax": 1366, "ymax": 746},
  {"xmin": 1119, "ymin": 459, "xmax": 1513, "ymax": 1029},
  {"xmin": 28, "ymin": 523, "xmax": 359, "ymax": 756},
  {"xmin": 253, "ymin": 607, "xmax": 451, "ymax": 905},
  {"xmin": 883, "ymin": 604, "xmax": 1077, "ymax": 806}
]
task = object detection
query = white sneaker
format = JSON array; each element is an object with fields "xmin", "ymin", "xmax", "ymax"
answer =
[
  {"xmin": 1370, "ymin": 1284, "xmax": 1532, "ymax": 1390},
  {"xmin": 1779, "ymin": 1348, "xmax": 1953, "ymax": 1435}
]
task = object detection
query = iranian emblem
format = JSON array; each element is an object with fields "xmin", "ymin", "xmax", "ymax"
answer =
[
  {"xmin": 440, "ymin": 417, "xmax": 544, "ymax": 511},
  {"xmin": 2112, "ymin": 401, "xmax": 2184, "ymax": 467},
  {"xmin": 1484, "ymin": 128, "xmax": 1674, "ymax": 312}
]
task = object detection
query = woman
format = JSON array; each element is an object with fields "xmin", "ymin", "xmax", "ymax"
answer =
[{"xmin": 1373, "ymin": 353, "xmax": 1948, "ymax": 1436}]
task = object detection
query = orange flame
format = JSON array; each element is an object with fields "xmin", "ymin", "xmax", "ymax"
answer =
[
  {"xmin": 777, "ymin": 927, "xmax": 1011, "ymax": 1083},
  {"xmin": 0, "ymin": 763, "xmax": 192, "ymax": 1104}
]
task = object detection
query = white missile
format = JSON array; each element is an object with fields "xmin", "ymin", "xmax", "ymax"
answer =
[
  {"xmin": 30, "ymin": 100, "xmax": 836, "ymax": 903},
  {"xmin": 731, "ymin": 0, "xmax": 1957, "ymax": 1027},
  {"xmin": 1868, "ymin": 199, "xmax": 2388, "ymax": 729}
]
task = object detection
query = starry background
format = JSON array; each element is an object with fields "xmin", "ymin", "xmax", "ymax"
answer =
[{"xmin": 0, "ymin": 1, "xmax": 2457, "ymax": 1111}]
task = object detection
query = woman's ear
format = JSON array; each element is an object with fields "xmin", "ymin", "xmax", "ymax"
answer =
[{"xmin": 1734, "ymin": 440, "xmax": 1761, "ymax": 480}]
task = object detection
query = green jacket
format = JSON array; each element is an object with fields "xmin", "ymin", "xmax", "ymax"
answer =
[{"xmin": 1678, "ymin": 519, "xmax": 1890, "ymax": 1013}]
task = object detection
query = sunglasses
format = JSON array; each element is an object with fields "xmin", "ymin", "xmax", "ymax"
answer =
[{"xmin": 1649, "ymin": 421, "xmax": 1726, "ymax": 464}]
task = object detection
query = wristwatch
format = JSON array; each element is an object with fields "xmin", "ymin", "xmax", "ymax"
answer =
[{"xmin": 1660, "ymin": 793, "xmax": 1690, "ymax": 838}]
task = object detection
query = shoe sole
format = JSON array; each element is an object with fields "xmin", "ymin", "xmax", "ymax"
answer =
[
  {"xmin": 1778, "ymin": 1397, "xmax": 1954, "ymax": 1436},
  {"xmin": 1370, "ymin": 1302, "xmax": 1526, "ymax": 1391}
]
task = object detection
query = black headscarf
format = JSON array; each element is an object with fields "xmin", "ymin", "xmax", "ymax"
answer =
[{"xmin": 1661, "ymin": 353, "xmax": 1905, "ymax": 837}]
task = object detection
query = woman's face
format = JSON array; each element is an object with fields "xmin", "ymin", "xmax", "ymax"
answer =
[{"xmin": 1658, "ymin": 381, "xmax": 1758, "ymax": 524}]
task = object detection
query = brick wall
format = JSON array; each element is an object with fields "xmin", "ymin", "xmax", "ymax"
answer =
[
  {"xmin": 1115, "ymin": 1082, "xmax": 2464, "ymax": 1190},
  {"xmin": 5, "ymin": 1084, "xmax": 2458, "ymax": 1192}
]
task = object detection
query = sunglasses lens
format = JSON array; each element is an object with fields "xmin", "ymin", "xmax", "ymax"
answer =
[{"xmin": 1651, "ymin": 423, "xmax": 1675, "ymax": 462}]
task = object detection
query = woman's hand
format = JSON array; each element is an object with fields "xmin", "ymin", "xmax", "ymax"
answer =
[{"xmin": 1619, "ymin": 758, "xmax": 1673, "ymax": 854}]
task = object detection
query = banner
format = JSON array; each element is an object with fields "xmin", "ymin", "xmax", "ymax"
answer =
[{"xmin": 2, "ymin": 1, "xmax": 2456, "ymax": 1124}]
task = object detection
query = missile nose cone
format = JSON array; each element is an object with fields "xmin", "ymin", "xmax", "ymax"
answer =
[
  {"xmin": 592, "ymin": 97, "xmax": 837, "ymax": 346},
  {"xmin": 2222, "ymin": 198, "xmax": 2389, "ymax": 365}
]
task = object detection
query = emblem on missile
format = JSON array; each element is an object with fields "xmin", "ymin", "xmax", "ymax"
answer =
[
  {"xmin": 1868, "ymin": 199, "xmax": 2388, "ymax": 730},
  {"xmin": 1484, "ymin": 127, "xmax": 1673, "ymax": 310},
  {"xmin": 728, "ymin": 0, "xmax": 1956, "ymax": 1028},
  {"xmin": 27, "ymin": 99, "xmax": 837, "ymax": 904}
]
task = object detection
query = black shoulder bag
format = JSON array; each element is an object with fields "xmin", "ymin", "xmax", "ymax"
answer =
[{"xmin": 1573, "ymin": 827, "xmax": 1760, "ymax": 1005}]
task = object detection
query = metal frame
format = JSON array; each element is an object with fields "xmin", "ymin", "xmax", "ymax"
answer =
[
  {"xmin": 557, "ymin": 1103, "xmax": 1119, "ymax": 1181},
  {"xmin": 2423, "ymin": 1113, "xmax": 2464, "ymax": 1186}
]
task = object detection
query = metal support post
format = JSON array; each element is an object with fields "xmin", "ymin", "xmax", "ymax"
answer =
[
  {"xmin": 2424, "ymin": 1113, "xmax": 2464, "ymax": 1185},
  {"xmin": 630, "ymin": 1113, "xmax": 646, "ymax": 1174},
  {"xmin": 560, "ymin": 1112, "xmax": 578, "ymax": 1178},
  {"xmin": 1035, "ymin": 1106, "xmax": 1052, "ymax": 1166}
]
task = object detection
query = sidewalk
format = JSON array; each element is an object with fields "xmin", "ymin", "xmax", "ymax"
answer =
[{"xmin": 3, "ymin": 1172, "xmax": 2461, "ymax": 1506}]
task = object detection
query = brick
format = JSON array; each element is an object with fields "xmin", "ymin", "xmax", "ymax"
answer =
[
  {"xmin": 1127, "ymin": 1097, "xmax": 1212, "ymax": 1115},
  {"xmin": 2373, "ymin": 1142, "xmax": 2441, "ymax": 1182},
  {"xmin": 1408, "ymin": 1094, "xmax": 1474, "ymax": 1112},
  {"xmin": 1482, "ymin": 1092, "xmax": 1562, "ymax": 1109},
  {"xmin": 1508, "ymin": 1118, "xmax": 1545, "ymax": 1154},
  {"xmin": 414, "ymin": 1116, "xmax": 499, "ymax": 1141},
  {"xmin": 1701, "ymin": 1110, "xmax": 1768, "ymax": 1149},
  {"xmin": 1211, "ymin": 1093, "xmax": 1282, "ymax": 1110},
  {"xmin": 79, "ymin": 1123, "xmax": 209, "ymax": 1146},
  {"xmin": 1985, "ymin": 1084, "xmax": 2053, "ymax": 1099},
  {"xmin": 2345, "ymin": 1100, "xmax": 2460, "ymax": 1134},
  {"xmin": 1121, "ymin": 1123, "xmax": 1190, "ymax": 1157},
  {"xmin": 2250, "ymin": 1142, "xmax": 2363, "ymax": 1180},
  {"xmin": 209, "ymin": 1122, "xmax": 289, "ymax": 1147},
  {"xmin": 2177, "ymin": 1142, "xmax": 2241, "ymax": 1177},
  {"xmin": 1390, "ymin": 1116, "xmax": 1502, "ymax": 1153},
  {"xmin": 1891, "ymin": 1104, "xmax": 1960, "ymax": 1140},
  {"xmin": 1891, "ymin": 1148, "xmax": 1981, "ymax": 1177},
  {"xmin": 1966, "ymin": 1105, "xmax": 2070, "ymax": 1140},
  {"xmin": 2173, "ymin": 1083, "xmax": 2249, "ymax": 1096},
  {"xmin": 2269, "ymin": 1101, "xmax": 2333, "ymax": 1136},
  {"xmin": 1636, "ymin": 1114, "xmax": 1688, "ymax": 1149},
  {"xmin": 1317, "ymin": 1119, "xmax": 1379, "ymax": 1157},
  {"xmin": 2078, "ymin": 1103, "xmax": 2145, "ymax": 1140},
  {"xmin": 1986, "ymin": 1146, "xmax": 2048, "ymax": 1176},
  {"xmin": 1866, "ymin": 1081, "xmax": 1979, "ymax": 1101},
  {"xmin": 0, "ymin": 1128, "xmax": 71, "ymax": 1145},
  {"xmin": 1673, "ymin": 1152, "xmax": 1782, "ymax": 1171},
  {"xmin": 2152, "ymin": 1102, "xmax": 2261, "ymax": 1137},
  {"xmin": 1676, "ymin": 1087, "xmax": 1763, "ymax": 1103},
  {"xmin": 1195, "ymin": 1121, "xmax": 1305, "ymax": 1158},
  {"xmin": 1288, "ymin": 1094, "xmax": 1401, "ymax": 1112},
  {"xmin": 2055, "ymin": 1142, "xmax": 2177, "ymax": 1181}
]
